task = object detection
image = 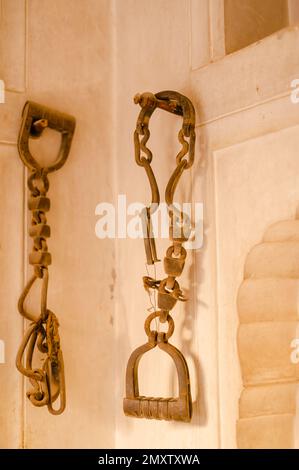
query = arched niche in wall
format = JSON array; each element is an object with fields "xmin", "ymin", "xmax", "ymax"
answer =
[{"xmin": 237, "ymin": 217, "xmax": 299, "ymax": 448}]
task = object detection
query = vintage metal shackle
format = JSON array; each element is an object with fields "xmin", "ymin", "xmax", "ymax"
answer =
[
  {"xmin": 18, "ymin": 101, "xmax": 76, "ymax": 172},
  {"xmin": 16, "ymin": 101, "xmax": 75, "ymax": 415},
  {"xmin": 124, "ymin": 90, "xmax": 196, "ymax": 423},
  {"xmin": 124, "ymin": 312, "xmax": 192, "ymax": 422}
]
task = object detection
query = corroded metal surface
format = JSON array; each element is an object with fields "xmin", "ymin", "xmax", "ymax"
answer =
[
  {"xmin": 124, "ymin": 91, "xmax": 196, "ymax": 422},
  {"xmin": 16, "ymin": 101, "xmax": 75, "ymax": 415}
]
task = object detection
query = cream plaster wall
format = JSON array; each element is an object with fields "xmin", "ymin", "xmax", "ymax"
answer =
[
  {"xmin": 0, "ymin": 0, "xmax": 115, "ymax": 448},
  {"xmin": 0, "ymin": 0, "xmax": 298, "ymax": 449},
  {"xmin": 112, "ymin": 1, "xmax": 299, "ymax": 449},
  {"xmin": 113, "ymin": 0, "xmax": 219, "ymax": 449},
  {"xmin": 214, "ymin": 126, "xmax": 299, "ymax": 447}
]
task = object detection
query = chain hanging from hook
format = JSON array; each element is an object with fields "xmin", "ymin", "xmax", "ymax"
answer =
[
  {"xmin": 16, "ymin": 101, "xmax": 75, "ymax": 415},
  {"xmin": 124, "ymin": 90, "xmax": 196, "ymax": 422}
]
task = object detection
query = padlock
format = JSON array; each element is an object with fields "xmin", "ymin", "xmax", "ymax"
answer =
[
  {"xmin": 157, "ymin": 278, "xmax": 179, "ymax": 311},
  {"xmin": 164, "ymin": 245, "xmax": 186, "ymax": 277}
]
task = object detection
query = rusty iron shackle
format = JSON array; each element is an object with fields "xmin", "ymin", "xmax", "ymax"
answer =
[
  {"xmin": 124, "ymin": 311, "xmax": 192, "ymax": 422},
  {"xmin": 124, "ymin": 90, "xmax": 196, "ymax": 422},
  {"xmin": 16, "ymin": 101, "xmax": 75, "ymax": 415},
  {"xmin": 18, "ymin": 101, "xmax": 75, "ymax": 173}
]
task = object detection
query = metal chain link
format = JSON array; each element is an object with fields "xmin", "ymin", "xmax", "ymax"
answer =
[
  {"xmin": 123, "ymin": 91, "xmax": 195, "ymax": 423},
  {"xmin": 16, "ymin": 101, "xmax": 75, "ymax": 415},
  {"xmin": 134, "ymin": 91, "xmax": 195, "ymax": 331},
  {"xmin": 16, "ymin": 172, "xmax": 66, "ymax": 415}
]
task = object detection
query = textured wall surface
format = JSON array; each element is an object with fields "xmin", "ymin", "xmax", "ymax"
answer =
[
  {"xmin": 0, "ymin": 0, "xmax": 115, "ymax": 448},
  {"xmin": 213, "ymin": 126, "xmax": 299, "ymax": 447},
  {"xmin": 113, "ymin": 0, "xmax": 214, "ymax": 449},
  {"xmin": 0, "ymin": 0, "xmax": 298, "ymax": 449},
  {"xmin": 237, "ymin": 218, "xmax": 299, "ymax": 448}
]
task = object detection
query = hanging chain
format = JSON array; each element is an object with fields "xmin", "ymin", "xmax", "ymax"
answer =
[
  {"xmin": 17, "ymin": 170, "xmax": 66, "ymax": 414},
  {"xmin": 16, "ymin": 101, "xmax": 75, "ymax": 415},
  {"xmin": 134, "ymin": 91, "xmax": 195, "ymax": 329},
  {"xmin": 123, "ymin": 91, "xmax": 195, "ymax": 422}
]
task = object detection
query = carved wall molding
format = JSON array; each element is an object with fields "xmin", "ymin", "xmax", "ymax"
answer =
[{"xmin": 237, "ymin": 218, "xmax": 299, "ymax": 448}]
